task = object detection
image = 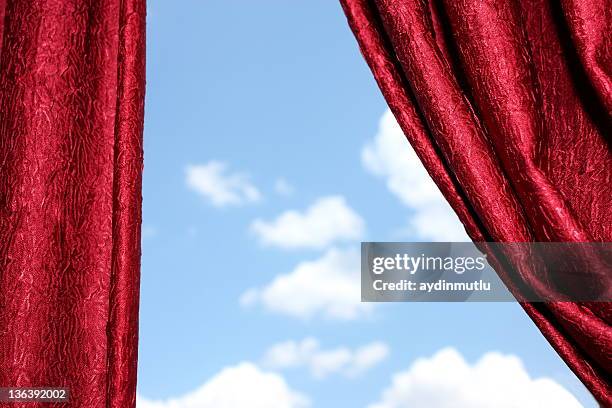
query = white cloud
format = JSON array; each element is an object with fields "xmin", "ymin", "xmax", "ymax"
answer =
[
  {"xmin": 274, "ymin": 178, "xmax": 295, "ymax": 196},
  {"xmin": 186, "ymin": 161, "xmax": 261, "ymax": 207},
  {"xmin": 240, "ymin": 247, "xmax": 370, "ymax": 320},
  {"xmin": 362, "ymin": 110, "xmax": 468, "ymax": 241},
  {"xmin": 250, "ymin": 196, "xmax": 365, "ymax": 249},
  {"xmin": 137, "ymin": 362, "xmax": 309, "ymax": 408},
  {"xmin": 369, "ymin": 348, "xmax": 582, "ymax": 408},
  {"xmin": 262, "ymin": 338, "xmax": 389, "ymax": 379}
]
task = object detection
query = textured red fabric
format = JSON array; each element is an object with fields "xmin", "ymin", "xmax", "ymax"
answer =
[
  {"xmin": 340, "ymin": 0, "xmax": 612, "ymax": 404},
  {"xmin": 0, "ymin": 1, "xmax": 145, "ymax": 407}
]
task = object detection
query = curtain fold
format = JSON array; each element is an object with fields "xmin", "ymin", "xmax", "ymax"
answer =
[
  {"xmin": 0, "ymin": 0, "xmax": 145, "ymax": 407},
  {"xmin": 340, "ymin": 0, "xmax": 611, "ymax": 404}
]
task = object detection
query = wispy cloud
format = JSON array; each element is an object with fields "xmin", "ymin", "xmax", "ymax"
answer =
[
  {"xmin": 274, "ymin": 178, "xmax": 295, "ymax": 197},
  {"xmin": 137, "ymin": 362, "xmax": 309, "ymax": 408},
  {"xmin": 369, "ymin": 348, "xmax": 581, "ymax": 408},
  {"xmin": 250, "ymin": 196, "xmax": 364, "ymax": 249},
  {"xmin": 186, "ymin": 161, "xmax": 261, "ymax": 207},
  {"xmin": 240, "ymin": 247, "xmax": 370, "ymax": 320},
  {"xmin": 362, "ymin": 110, "xmax": 468, "ymax": 241},
  {"xmin": 262, "ymin": 337, "xmax": 389, "ymax": 379}
]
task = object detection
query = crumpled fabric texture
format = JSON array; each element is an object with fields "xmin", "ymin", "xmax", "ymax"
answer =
[
  {"xmin": 0, "ymin": 0, "xmax": 145, "ymax": 407},
  {"xmin": 340, "ymin": 0, "xmax": 611, "ymax": 404}
]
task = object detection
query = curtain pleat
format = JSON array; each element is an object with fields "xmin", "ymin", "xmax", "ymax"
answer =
[
  {"xmin": 0, "ymin": 1, "xmax": 145, "ymax": 407},
  {"xmin": 340, "ymin": 0, "xmax": 611, "ymax": 404}
]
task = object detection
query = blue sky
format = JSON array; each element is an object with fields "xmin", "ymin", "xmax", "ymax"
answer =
[{"xmin": 137, "ymin": 1, "xmax": 595, "ymax": 407}]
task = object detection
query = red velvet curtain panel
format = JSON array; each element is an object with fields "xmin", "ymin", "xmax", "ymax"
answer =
[
  {"xmin": 0, "ymin": 1, "xmax": 145, "ymax": 407},
  {"xmin": 340, "ymin": 0, "xmax": 611, "ymax": 404}
]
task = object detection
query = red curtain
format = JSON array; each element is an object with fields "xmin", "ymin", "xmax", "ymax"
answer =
[
  {"xmin": 340, "ymin": 0, "xmax": 611, "ymax": 404},
  {"xmin": 0, "ymin": 1, "xmax": 145, "ymax": 407}
]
